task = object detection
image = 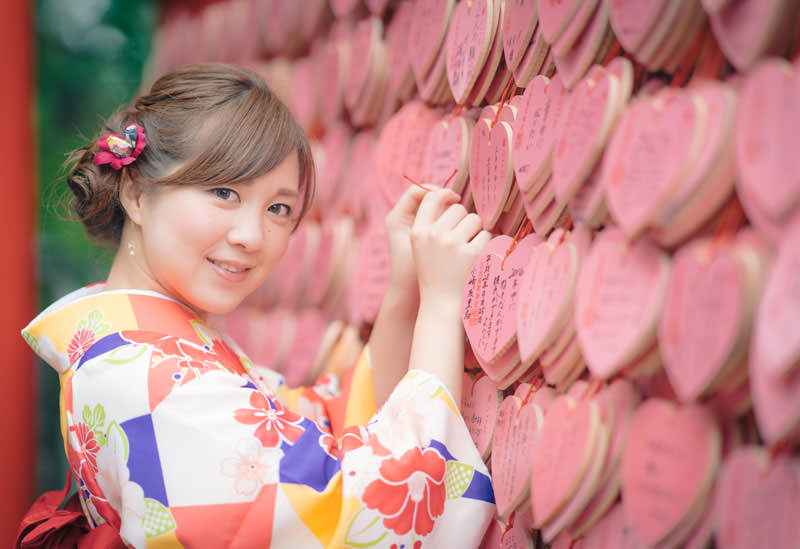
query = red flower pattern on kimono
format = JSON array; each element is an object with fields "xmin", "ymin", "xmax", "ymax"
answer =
[
  {"xmin": 234, "ymin": 391, "xmax": 306, "ymax": 447},
  {"xmin": 361, "ymin": 447, "xmax": 447, "ymax": 536},
  {"xmin": 70, "ymin": 422, "xmax": 100, "ymax": 472},
  {"xmin": 67, "ymin": 329, "xmax": 95, "ymax": 364},
  {"xmin": 121, "ymin": 331, "xmax": 223, "ymax": 371}
]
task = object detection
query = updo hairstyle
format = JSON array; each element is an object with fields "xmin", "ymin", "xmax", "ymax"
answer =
[{"xmin": 66, "ymin": 62, "xmax": 315, "ymax": 246}]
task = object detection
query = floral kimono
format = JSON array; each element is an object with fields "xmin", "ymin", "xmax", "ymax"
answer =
[{"xmin": 22, "ymin": 284, "xmax": 494, "ymax": 548}]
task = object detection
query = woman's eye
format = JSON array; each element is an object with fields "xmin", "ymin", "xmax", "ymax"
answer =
[
  {"xmin": 268, "ymin": 203, "xmax": 292, "ymax": 217},
  {"xmin": 212, "ymin": 187, "xmax": 239, "ymax": 201}
]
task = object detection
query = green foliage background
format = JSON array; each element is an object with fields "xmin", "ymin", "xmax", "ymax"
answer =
[{"xmin": 35, "ymin": 0, "xmax": 156, "ymax": 492}]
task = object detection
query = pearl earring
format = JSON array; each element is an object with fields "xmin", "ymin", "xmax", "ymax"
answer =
[{"xmin": 128, "ymin": 242, "xmax": 136, "ymax": 256}]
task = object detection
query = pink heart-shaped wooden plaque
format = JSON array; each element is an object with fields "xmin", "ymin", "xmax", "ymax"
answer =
[
  {"xmin": 462, "ymin": 235, "xmax": 533, "ymax": 365},
  {"xmin": 751, "ymin": 219, "xmax": 800, "ymax": 379},
  {"xmin": 581, "ymin": 502, "xmax": 648, "ymax": 548},
  {"xmin": 471, "ymin": 119, "xmax": 515, "ymax": 230},
  {"xmin": 512, "ymin": 74, "xmax": 569, "ymax": 194},
  {"xmin": 659, "ymin": 237, "xmax": 746, "ymax": 402},
  {"xmin": 603, "ymin": 89, "xmax": 704, "ymax": 238},
  {"xmin": 492, "ymin": 396, "xmax": 544, "ymax": 518},
  {"xmin": 502, "ymin": 0, "xmax": 537, "ymax": 71},
  {"xmin": 538, "ymin": 0, "xmax": 582, "ymax": 44},
  {"xmin": 460, "ymin": 373, "xmax": 501, "ymax": 459},
  {"xmin": 425, "ymin": 114, "xmax": 471, "ymax": 193},
  {"xmin": 445, "ymin": 0, "xmax": 496, "ymax": 104},
  {"xmin": 575, "ymin": 228, "xmax": 670, "ymax": 379},
  {"xmin": 409, "ymin": 0, "xmax": 455, "ymax": 80},
  {"xmin": 734, "ymin": 58, "xmax": 800, "ymax": 222},
  {"xmin": 620, "ymin": 399, "xmax": 721, "ymax": 547},
  {"xmin": 607, "ymin": 0, "xmax": 668, "ymax": 52},
  {"xmin": 553, "ymin": 65, "xmax": 619, "ymax": 206},
  {"xmin": 531, "ymin": 395, "xmax": 600, "ymax": 527},
  {"xmin": 716, "ymin": 446, "xmax": 800, "ymax": 549},
  {"xmin": 516, "ymin": 240, "xmax": 579, "ymax": 365}
]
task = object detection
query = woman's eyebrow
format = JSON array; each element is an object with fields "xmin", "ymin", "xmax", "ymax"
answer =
[{"xmin": 277, "ymin": 188, "xmax": 299, "ymax": 197}]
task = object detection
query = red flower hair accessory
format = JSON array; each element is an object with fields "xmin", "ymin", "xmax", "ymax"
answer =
[{"xmin": 93, "ymin": 123, "xmax": 147, "ymax": 170}]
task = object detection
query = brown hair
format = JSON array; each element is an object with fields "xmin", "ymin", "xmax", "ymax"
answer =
[{"xmin": 66, "ymin": 62, "xmax": 315, "ymax": 246}]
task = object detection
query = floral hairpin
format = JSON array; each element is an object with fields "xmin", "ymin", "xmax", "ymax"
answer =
[{"xmin": 93, "ymin": 123, "xmax": 147, "ymax": 170}]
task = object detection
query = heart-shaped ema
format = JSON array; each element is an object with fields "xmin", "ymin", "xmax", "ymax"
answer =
[
  {"xmin": 409, "ymin": 0, "xmax": 456, "ymax": 82},
  {"xmin": 538, "ymin": 0, "xmax": 582, "ymax": 44},
  {"xmin": 734, "ymin": 57, "xmax": 800, "ymax": 233},
  {"xmin": 575, "ymin": 227, "xmax": 670, "ymax": 380},
  {"xmin": 512, "ymin": 74, "xmax": 569, "ymax": 195},
  {"xmin": 530, "ymin": 394, "xmax": 601, "ymax": 528},
  {"xmin": 715, "ymin": 446, "xmax": 800, "ymax": 549},
  {"xmin": 553, "ymin": 65, "xmax": 621, "ymax": 208},
  {"xmin": 659, "ymin": 236, "xmax": 749, "ymax": 402},
  {"xmin": 425, "ymin": 113, "xmax": 472, "ymax": 194},
  {"xmin": 516, "ymin": 238, "xmax": 579, "ymax": 366},
  {"xmin": 751, "ymin": 217, "xmax": 800, "ymax": 380},
  {"xmin": 620, "ymin": 399, "xmax": 721, "ymax": 547},
  {"xmin": 445, "ymin": 0, "xmax": 497, "ymax": 104},
  {"xmin": 462, "ymin": 234, "xmax": 533, "ymax": 366},
  {"xmin": 460, "ymin": 373, "xmax": 501, "ymax": 460},
  {"xmin": 501, "ymin": 0, "xmax": 538, "ymax": 72},
  {"xmin": 471, "ymin": 119, "xmax": 515, "ymax": 230},
  {"xmin": 491, "ymin": 395, "xmax": 544, "ymax": 519},
  {"xmin": 603, "ymin": 87, "xmax": 707, "ymax": 238}
]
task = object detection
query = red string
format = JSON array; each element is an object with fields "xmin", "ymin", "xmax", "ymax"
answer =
[
  {"xmin": 711, "ymin": 198, "xmax": 744, "ymax": 251},
  {"xmin": 557, "ymin": 217, "xmax": 574, "ymax": 245},
  {"xmin": 403, "ymin": 173, "xmax": 430, "ymax": 192},
  {"xmin": 490, "ymin": 77, "xmax": 518, "ymax": 130},
  {"xmin": 450, "ymin": 103, "xmax": 465, "ymax": 121},
  {"xmin": 670, "ymin": 29, "xmax": 707, "ymax": 88},
  {"xmin": 501, "ymin": 218, "xmax": 533, "ymax": 270},
  {"xmin": 601, "ymin": 39, "xmax": 622, "ymax": 67},
  {"xmin": 582, "ymin": 378, "xmax": 603, "ymax": 401},
  {"xmin": 442, "ymin": 168, "xmax": 459, "ymax": 188},
  {"xmin": 769, "ymin": 441, "xmax": 792, "ymax": 461}
]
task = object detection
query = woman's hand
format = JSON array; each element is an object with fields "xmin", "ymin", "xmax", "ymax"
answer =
[
  {"xmin": 406, "ymin": 187, "xmax": 491, "ymax": 401},
  {"xmin": 410, "ymin": 188, "xmax": 491, "ymax": 309}
]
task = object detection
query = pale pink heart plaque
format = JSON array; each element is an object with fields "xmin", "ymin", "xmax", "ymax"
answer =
[
  {"xmin": 502, "ymin": 0, "xmax": 537, "ymax": 72},
  {"xmin": 651, "ymin": 79, "xmax": 737, "ymax": 246},
  {"xmin": 582, "ymin": 503, "xmax": 648, "ymax": 549},
  {"xmin": 445, "ymin": 0, "xmax": 496, "ymax": 104},
  {"xmin": 460, "ymin": 373, "xmax": 502, "ymax": 459},
  {"xmin": 709, "ymin": 0, "xmax": 796, "ymax": 72},
  {"xmin": 751, "ymin": 219, "xmax": 800, "ymax": 379},
  {"xmin": 471, "ymin": 119, "xmax": 515, "ymax": 230},
  {"xmin": 750, "ymin": 346, "xmax": 800, "ymax": 446},
  {"xmin": 425, "ymin": 114, "xmax": 471, "ymax": 193},
  {"xmin": 462, "ymin": 235, "xmax": 533, "ymax": 366},
  {"xmin": 512, "ymin": 74, "xmax": 569, "ymax": 194},
  {"xmin": 512, "ymin": 24, "xmax": 550, "ymax": 87},
  {"xmin": 552, "ymin": 1, "xmax": 611, "ymax": 89},
  {"xmin": 516, "ymin": 240, "xmax": 579, "ymax": 364},
  {"xmin": 492, "ymin": 396, "xmax": 544, "ymax": 518},
  {"xmin": 374, "ymin": 101, "xmax": 442, "ymax": 208},
  {"xmin": 575, "ymin": 228, "xmax": 670, "ymax": 380},
  {"xmin": 603, "ymin": 88, "xmax": 705, "ymax": 238},
  {"xmin": 478, "ymin": 519, "xmax": 505, "ymax": 549},
  {"xmin": 553, "ymin": 65, "xmax": 619, "ymax": 206},
  {"xmin": 620, "ymin": 399, "xmax": 721, "ymax": 547},
  {"xmin": 409, "ymin": 0, "xmax": 455, "ymax": 81},
  {"xmin": 659, "ymin": 237, "xmax": 746, "ymax": 402},
  {"xmin": 531, "ymin": 395, "xmax": 600, "ymax": 528},
  {"xmin": 538, "ymin": 0, "xmax": 582, "ymax": 44},
  {"xmin": 734, "ymin": 57, "xmax": 800, "ymax": 223},
  {"xmin": 607, "ymin": 0, "xmax": 668, "ymax": 53},
  {"xmin": 716, "ymin": 446, "xmax": 800, "ymax": 549},
  {"xmin": 552, "ymin": 0, "xmax": 600, "ymax": 56},
  {"xmin": 501, "ymin": 526, "xmax": 534, "ymax": 548},
  {"xmin": 541, "ymin": 412, "xmax": 609, "ymax": 543}
]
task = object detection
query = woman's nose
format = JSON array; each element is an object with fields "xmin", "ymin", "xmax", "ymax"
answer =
[{"xmin": 227, "ymin": 209, "xmax": 264, "ymax": 250}]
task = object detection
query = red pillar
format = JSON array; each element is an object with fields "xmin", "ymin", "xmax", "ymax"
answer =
[{"xmin": 0, "ymin": 1, "xmax": 36, "ymax": 545}]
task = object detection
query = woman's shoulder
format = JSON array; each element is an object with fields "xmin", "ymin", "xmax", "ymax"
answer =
[{"xmin": 21, "ymin": 283, "xmax": 232, "ymax": 375}]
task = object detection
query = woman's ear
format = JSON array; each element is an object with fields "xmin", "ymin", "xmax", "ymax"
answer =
[{"xmin": 119, "ymin": 172, "xmax": 145, "ymax": 226}]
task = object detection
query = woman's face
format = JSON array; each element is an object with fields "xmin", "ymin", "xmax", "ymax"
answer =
[{"xmin": 129, "ymin": 151, "xmax": 300, "ymax": 317}]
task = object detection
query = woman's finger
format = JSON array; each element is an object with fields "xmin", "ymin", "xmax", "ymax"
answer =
[
  {"xmin": 431, "ymin": 202, "xmax": 470, "ymax": 231},
  {"xmin": 449, "ymin": 212, "xmax": 484, "ymax": 242},
  {"xmin": 412, "ymin": 187, "xmax": 460, "ymax": 228}
]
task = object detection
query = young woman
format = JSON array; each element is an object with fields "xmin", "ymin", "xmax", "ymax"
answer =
[{"xmin": 21, "ymin": 63, "xmax": 494, "ymax": 547}]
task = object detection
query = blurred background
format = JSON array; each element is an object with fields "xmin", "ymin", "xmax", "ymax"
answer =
[{"xmin": 2, "ymin": 0, "xmax": 156, "ymax": 544}]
